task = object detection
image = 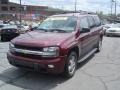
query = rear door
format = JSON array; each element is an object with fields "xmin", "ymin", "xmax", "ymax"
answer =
[{"xmin": 88, "ymin": 15, "xmax": 102, "ymax": 47}]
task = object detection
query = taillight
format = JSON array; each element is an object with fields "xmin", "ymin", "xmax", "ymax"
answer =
[
  {"xmin": 16, "ymin": 30, "xmax": 20, "ymax": 33},
  {"xmin": 1, "ymin": 29, "xmax": 4, "ymax": 33}
]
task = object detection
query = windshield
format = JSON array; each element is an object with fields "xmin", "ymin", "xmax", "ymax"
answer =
[
  {"xmin": 3, "ymin": 25, "xmax": 17, "ymax": 29},
  {"xmin": 37, "ymin": 16, "xmax": 77, "ymax": 32}
]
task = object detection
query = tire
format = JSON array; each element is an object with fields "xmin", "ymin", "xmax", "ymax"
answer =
[
  {"xmin": 106, "ymin": 34, "xmax": 110, "ymax": 37},
  {"xmin": 63, "ymin": 51, "xmax": 77, "ymax": 78},
  {"xmin": 106, "ymin": 34, "xmax": 112, "ymax": 37},
  {"xmin": 96, "ymin": 39, "xmax": 102, "ymax": 52},
  {"xmin": 1, "ymin": 36, "xmax": 6, "ymax": 42}
]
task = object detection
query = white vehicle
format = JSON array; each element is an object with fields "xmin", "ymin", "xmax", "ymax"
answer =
[
  {"xmin": 106, "ymin": 28, "xmax": 120, "ymax": 36},
  {"xmin": 0, "ymin": 20, "xmax": 3, "ymax": 24},
  {"xmin": 103, "ymin": 23, "xmax": 120, "ymax": 34},
  {"xmin": 18, "ymin": 25, "xmax": 29, "ymax": 34}
]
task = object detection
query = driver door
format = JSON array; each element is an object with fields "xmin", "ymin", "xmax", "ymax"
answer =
[{"xmin": 78, "ymin": 16, "xmax": 92, "ymax": 58}]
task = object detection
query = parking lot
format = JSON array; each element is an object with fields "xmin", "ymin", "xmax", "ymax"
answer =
[{"xmin": 0, "ymin": 36, "xmax": 120, "ymax": 90}]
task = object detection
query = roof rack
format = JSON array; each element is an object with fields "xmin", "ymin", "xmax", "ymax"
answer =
[
  {"xmin": 59, "ymin": 10, "xmax": 95, "ymax": 15},
  {"xmin": 73, "ymin": 10, "xmax": 95, "ymax": 14}
]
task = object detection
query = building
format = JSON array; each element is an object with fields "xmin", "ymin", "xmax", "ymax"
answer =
[
  {"xmin": 0, "ymin": 0, "xmax": 19, "ymax": 20},
  {"xmin": 0, "ymin": 0, "xmax": 65, "ymax": 20},
  {"xmin": 0, "ymin": 0, "xmax": 49, "ymax": 20}
]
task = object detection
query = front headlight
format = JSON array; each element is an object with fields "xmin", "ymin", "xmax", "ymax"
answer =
[
  {"xmin": 43, "ymin": 47, "xmax": 59, "ymax": 52},
  {"xmin": 9, "ymin": 42, "xmax": 15, "ymax": 49},
  {"xmin": 9, "ymin": 44, "xmax": 60, "ymax": 57},
  {"xmin": 42, "ymin": 47, "xmax": 60, "ymax": 57}
]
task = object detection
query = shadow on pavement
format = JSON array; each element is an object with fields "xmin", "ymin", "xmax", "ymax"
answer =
[
  {"xmin": 77, "ymin": 54, "xmax": 94, "ymax": 70},
  {"xmin": 105, "ymin": 35, "xmax": 120, "ymax": 38},
  {"xmin": 0, "ymin": 54, "xmax": 95, "ymax": 90}
]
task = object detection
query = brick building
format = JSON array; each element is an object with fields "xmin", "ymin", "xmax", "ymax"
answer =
[
  {"xmin": 0, "ymin": 0, "xmax": 48, "ymax": 20},
  {"xmin": 0, "ymin": 0, "xmax": 65, "ymax": 20}
]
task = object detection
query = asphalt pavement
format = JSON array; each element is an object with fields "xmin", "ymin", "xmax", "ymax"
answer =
[{"xmin": 0, "ymin": 36, "xmax": 120, "ymax": 90}]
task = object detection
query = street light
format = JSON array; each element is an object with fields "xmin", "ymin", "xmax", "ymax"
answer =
[{"xmin": 75, "ymin": 0, "xmax": 77, "ymax": 12}]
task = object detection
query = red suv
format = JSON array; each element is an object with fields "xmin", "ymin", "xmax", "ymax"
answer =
[{"xmin": 7, "ymin": 13, "xmax": 103, "ymax": 78}]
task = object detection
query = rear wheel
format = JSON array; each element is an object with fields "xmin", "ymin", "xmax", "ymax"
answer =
[
  {"xmin": 96, "ymin": 39, "xmax": 102, "ymax": 52},
  {"xmin": 106, "ymin": 34, "xmax": 109, "ymax": 37},
  {"xmin": 63, "ymin": 51, "xmax": 77, "ymax": 78},
  {"xmin": 1, "ymin": 35, "xmax": 6, "ymax": 42},
  {"xmin": 106, "ymin": 34, "xmax": 111, "ymax": 37}
]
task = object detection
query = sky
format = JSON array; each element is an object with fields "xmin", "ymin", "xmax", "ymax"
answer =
[{"xmin": 9, "ymin": 0, "xmax": 120, "ymax": 14}]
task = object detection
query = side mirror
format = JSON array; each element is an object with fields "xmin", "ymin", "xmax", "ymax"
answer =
[{"xmin": 80, "ymin": 28, "xmax": 90, "ymax": 33}]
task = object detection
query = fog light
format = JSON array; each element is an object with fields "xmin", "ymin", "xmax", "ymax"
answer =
[{"xmin": 48, "ymin": 65, "xmax": 54, "ymax": 68}]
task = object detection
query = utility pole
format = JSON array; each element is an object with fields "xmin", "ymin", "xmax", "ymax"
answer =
[
  {"xmin": 111, "ymin": 0, "xmax": 113, "ymax": 16},
  {"xmin": 75, "ymin": 0, "xmax": 77, "ymax": 12},
  {"xmin": 111, "ymin": 0, "xmax": 117, "ymax": 22},
  {"xmin": 115, "ymin": 0, "xmax": 117, "ymax": 17},
  {"xmin": 20, "ymin": 0, "xmax": 22, "ymax": 28}
]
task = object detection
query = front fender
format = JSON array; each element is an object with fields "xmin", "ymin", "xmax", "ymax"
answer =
[{"xmin": 60, "ymin": 40, "xmax": 79, "ymax": 56}]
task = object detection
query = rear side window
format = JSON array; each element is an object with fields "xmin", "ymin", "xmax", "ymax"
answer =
[
  {"xmin": 87, "ymin": 16, "xmax": 95, "ymax": 28},
  {"xmin": 79, "ymin": 17, "xmax": 89, "ymax": 30},
  {"xmin": 0, "ymin": 25, "xmax": 4, "ymax": 28},
  {"xmin": 93, "ymin": 16, "xmax": 101, "ymax": 26}
]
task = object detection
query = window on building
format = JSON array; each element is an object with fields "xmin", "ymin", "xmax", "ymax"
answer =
[
  {"xmin": 1, "ymin": 0, "xmax": 8, "ymax": 4},
  {"xmin": 10, "ymin": 7, "xmax": 16, "ymax": 11},
  {"xmin": 1, "ymin": 6, "xmax": 8, "ymax": 11},
  {"xmin": 19, "ymin": 7, "xmax": 24, "ymax": 11}
]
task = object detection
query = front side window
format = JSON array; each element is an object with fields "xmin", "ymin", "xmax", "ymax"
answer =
[
  {"xmin": 87, "ymin": 16, "xmax": 95, "ymax": 28},
  {"xmin": 37, "ymin": 16, "xmax": 77, "ymax": 32},
  {"xmin": 79, "ymin": 17, "xmax": 89, "ymax": 30}
]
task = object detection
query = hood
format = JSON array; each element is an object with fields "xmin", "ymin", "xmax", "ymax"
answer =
[
  {"xmin": 12, "ymin": 31, "xmax": 74, "ymax": 47},
  {"xmin": 107, "ymin": 28, "xmax": 120, "ymax": 32}
]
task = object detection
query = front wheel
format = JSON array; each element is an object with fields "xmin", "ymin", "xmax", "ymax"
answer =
[{"xmin": 63, "ymin": 51, "xmax": 77, "ymax": 78}]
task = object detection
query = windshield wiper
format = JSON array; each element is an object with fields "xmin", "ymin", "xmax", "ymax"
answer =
[
  {"xmin": 36, "ymin": 28, "xmax": 48, "ymax": 32},
  {"xmin": 49, "ymin": 29, "xmax": 67, "ymax": 33}
]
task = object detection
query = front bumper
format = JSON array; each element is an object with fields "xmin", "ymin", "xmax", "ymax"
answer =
[
  {"xmin": 7, "ymin": 52, "xmax": 66, "ymax": 74},
  {"xmin": 106, "ymin": 32, "xmax": 120, "ymax": 36},
  {"xmin": 1, "ymin": 33, "xmax": 19, "ymax": 38}
]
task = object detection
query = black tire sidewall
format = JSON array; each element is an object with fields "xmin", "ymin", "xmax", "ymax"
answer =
[
  {"xmin": 1, "ymin": 35, "xmax": 6, "ymax": 42},
  {"xmin": 96, "ymin": 39, "xmax": 102, "ymax": 52},
  {"xmin": 64, "ymin": 51, "xmax": 77, "ymax": 78}
]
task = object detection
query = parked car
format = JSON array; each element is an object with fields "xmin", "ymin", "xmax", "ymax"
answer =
[
  {"xmin": 0, "ymin": 24, "xmax": 9, "ymax": 34},
  {"xmin": 106, "ymin": 28, "xmax": 120, "ymax": 36},
  {"xmin": 103, "ymin": 24, "xmax": 114, "ymax": 34},
  {"xmin": 7, "ymin": 13, "xmax": 103, "ymax": 78},
  {"xmin": 103, "ymin": 23, "xmax": 120, "ymax": 35},
  {"xmin": 17, "ymin": 25, "xmax": 29, "ymax": 34},
  {"xmin": 0, "ymin": 25, "xmax": 20, "ymax": 41},
  {"xmin": 0, "ymin": 20, "xmax": 3, "ymax": 24}
]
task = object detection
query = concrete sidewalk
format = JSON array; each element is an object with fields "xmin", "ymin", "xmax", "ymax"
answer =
[{"xmin": 0, "ymin": 37, "xmax": 120, "ymax": 90}]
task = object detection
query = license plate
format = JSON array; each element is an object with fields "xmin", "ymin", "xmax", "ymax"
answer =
[{"xmin": 110, "ymin": 30, "xmax": 115, "ymax": 32}]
